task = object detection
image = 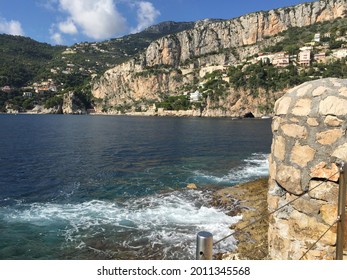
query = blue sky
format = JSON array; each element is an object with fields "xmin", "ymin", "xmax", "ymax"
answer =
[{"xmin": 0, "ymin": 0, "xmax": 315, "ymax": 46}]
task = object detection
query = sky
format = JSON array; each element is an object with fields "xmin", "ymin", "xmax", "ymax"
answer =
[{"xmin": 0, "ymin": 0, "xmax": 316, "ymax": 46}]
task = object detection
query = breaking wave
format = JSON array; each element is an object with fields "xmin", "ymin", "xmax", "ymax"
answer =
[
  {"xmin": 2, "ymin": 189, "xmax": 240, "ymax": 260},
  {"xmin": 192, "ymin": 153, "xmax": 269, "ymax": 185}
]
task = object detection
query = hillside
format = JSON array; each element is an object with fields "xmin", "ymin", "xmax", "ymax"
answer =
[
  {"xmin": 50, "ymin": 21, "xmax": 195, "ymax": 76},
  {"xmin": 0, "ymin": 21, "xmax": 194, "ymax": 112},
  {"xmin": 92, "ymin": 0, "xmax": 347, "ymax": 117},
  {"xmin": 0, "ymin": 21, "xmax": 194, "ymax": 88},
  {"xmin": 2, "ymin": 0, "xmax": 347, "ymax": 115},
  {"xmin": 0, "ymin": 35, "xmax": 64, "ymax": 87}
]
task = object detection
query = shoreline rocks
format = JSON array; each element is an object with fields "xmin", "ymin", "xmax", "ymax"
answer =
[{"xmin": 212, "ymin": 178, "xmax": 269, "ymax": 260}]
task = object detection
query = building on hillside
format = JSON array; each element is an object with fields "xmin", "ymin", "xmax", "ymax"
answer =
[
  {"xmin": 336, "ymin": 36, "xmax": 347, "ymax": 42},
  {"xmin": 257, "ymin": 53, "xmax": 275, "ymax": 64},
  {"xmin": 62, "ymin": 48, "xmax": 76, "ymax": 55},
  {"xmin": 1, "ymin": 86, "xmax": 11, "ymax": 93},
  {"xmin": 299, "ymin": 50, "xmax": 312, "ymax": 66},
  {"xmin": 23, "ymin": 92, "xmax": 33, "ymax": 97},
  {"xmin": 33, "ymin": 80, "xmax": 58, "ymax": 94},
  {"xmin": 314, "ymin": 53, "xmax": 327, "ymax": 63},
  {"xmin": 300, "ymin": 46, "xmax": 313, "ymax": 51},
  {"xmin": 256, "ymin": 52, "xmax": 290, "ymax": 67},
  {"xmin": 313, "ymin": 33, "xmax": 321, "ymax": 42},
  {"xmin": 189, "ymin": 91, "xmax": 202, "ymax": 102},
  {"xmin": 332, "ymin": 48, "xmax": 347, "ymax": 59},
  {"xmin": 272, "ymin": 52, "xmax": 290, "ymax": 67}
]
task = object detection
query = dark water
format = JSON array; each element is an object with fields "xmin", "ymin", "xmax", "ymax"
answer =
[{"xmin": 0, "ymin": 114, "xmax": 272, "ymax": 260}]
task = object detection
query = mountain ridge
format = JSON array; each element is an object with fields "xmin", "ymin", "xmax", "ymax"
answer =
[
  {"xmin": 2, "ymin": 0, "xmax": 347, "ymax": 115},
  {"xmin": 92, "ymin": 0, "xmax": 347, "ymax": 117}
]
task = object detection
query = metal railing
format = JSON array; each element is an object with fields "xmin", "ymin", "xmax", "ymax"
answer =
[{"xmin": 196, "ymin": 162, "xmax": 347, "ymax": 260}]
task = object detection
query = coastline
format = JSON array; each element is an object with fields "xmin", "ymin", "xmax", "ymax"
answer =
[
  {"xmin": 1, "ymin": 107, "xmax": 273, "ymax": 119},
  {"xmin": 0, "ymin": 111, "xmax": 273, "ymax": 121},
  {"xmin": 212, "ymin": 178, "xmax": 269, "ymax": 260}
]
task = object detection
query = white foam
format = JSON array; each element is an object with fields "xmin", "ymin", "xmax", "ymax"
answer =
[
  {"xmin": 2, "ymin": 190, "xmax": 240, "ymax": 259},
  {"xmin": 193, "ymin": 153, "xmax": 269, "ymax": 184}
]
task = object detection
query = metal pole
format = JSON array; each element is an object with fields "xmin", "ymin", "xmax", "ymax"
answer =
[
  {"xmin": 196, "ymin": 231, "xmax": 213, "ymax": 260},
  {"xmin": 336, "ymin": 162, "xmax": 347, "ymax": 260}
]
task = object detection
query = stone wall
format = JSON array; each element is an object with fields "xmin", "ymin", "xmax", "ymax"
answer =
[{"xmin": 268, "ymin": 78, "xmax": 347, "ymax": 260}]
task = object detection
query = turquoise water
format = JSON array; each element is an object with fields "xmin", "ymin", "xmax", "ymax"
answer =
[{"xmin": 0, "ymin": 115, "xmax": 272, "ymax": 259}]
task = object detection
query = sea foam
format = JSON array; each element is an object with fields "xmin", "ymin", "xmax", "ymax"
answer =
[
  {"xmin": 2, "ymin": 189, "xmax": 240, "ymax": 259},
  {"xmin": 193, "ymin": 153, "xmax": 269, "ymax": 185}
]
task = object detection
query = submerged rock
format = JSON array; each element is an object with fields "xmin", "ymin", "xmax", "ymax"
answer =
[{"xmin": 186, "ymin": 183, "xmax": 198, "ymax": 189}]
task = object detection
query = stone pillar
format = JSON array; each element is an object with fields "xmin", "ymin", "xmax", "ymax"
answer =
[{"xmin": 268, "ymin": 78, "xmax": 347, "ymax": 260}]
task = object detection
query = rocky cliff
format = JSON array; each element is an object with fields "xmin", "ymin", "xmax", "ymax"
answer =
[{"xmin": 92, "ymin": 0, "xmax": 347, "ymax": 116}]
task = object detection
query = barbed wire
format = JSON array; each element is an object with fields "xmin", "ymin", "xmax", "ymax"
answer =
[{"xmin": 213, "ymin": 170, "xmax": 341, "ymax": 256}]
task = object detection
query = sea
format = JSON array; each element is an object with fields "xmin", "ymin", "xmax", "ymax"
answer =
[{"xmin": 0, "ymin": 114, "xmax": 272, "ymax": 260}]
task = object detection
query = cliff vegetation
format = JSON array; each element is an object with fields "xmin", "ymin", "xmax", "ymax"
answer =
[{"xmin": 2, "ymin": 0, "xmax": 347, "ymax": 116}]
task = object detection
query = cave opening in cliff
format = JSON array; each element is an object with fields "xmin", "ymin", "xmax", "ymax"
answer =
[{"xmin": 244, "ymin": 112, "xmax": 255, "ymax": 118}]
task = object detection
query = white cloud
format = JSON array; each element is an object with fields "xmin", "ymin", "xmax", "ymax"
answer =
[
  {"xmin": 57, "ymin": 0, "xmax": 127, "ymax": 40},
  {"xmin": 40, "ymin": 0, "xmax": 58, "ymax": 11},
  {"xmin": 51, "ymin": 32, "xmax": 64, "ymax": 45},
  {"xmin": 44, "ymin": 0, "xmax": 161, "ymax": 42},
  {"xmin": 132, "ymin": 1, "xmax": 160, "ymax": 33},
  {"xmin": 0, "ymin": 17, "xmax": 25, "ymax": 36},
  {"xmin": 58, "ymin": 19, "xmax": 78, "ymax": 35}
]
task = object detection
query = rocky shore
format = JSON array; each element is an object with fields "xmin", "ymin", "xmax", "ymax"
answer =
[{"xmin": 212, "ymin": 178, "xmax": 269, "ymax": 260}]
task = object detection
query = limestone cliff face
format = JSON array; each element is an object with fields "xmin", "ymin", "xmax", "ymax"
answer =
[
  {"xmin": 92, "ymin": 0, "xmax": 347, "ymax": 115},
  {"xmin": 62, "ymin": 92, "xmax": 87, "ymax": 114},
  {"xmin": 145, "ymin": 0, "xmax": 346, "ymax": 67}
]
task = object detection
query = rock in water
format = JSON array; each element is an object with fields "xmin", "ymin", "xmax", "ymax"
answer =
[{"xmin": 186, "ymin": 183, "xmax": 198, "ymax": 189}]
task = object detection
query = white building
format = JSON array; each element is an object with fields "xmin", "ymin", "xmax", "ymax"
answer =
[
  {"xmin": 299, "ymin": 51, "xmax": 311, "ymax": 66},
  {"xmin": 23, "ymin": 92, "xmax": 33, "ymax": 97},
  {"xmin": 189, "ymin": 91, "xmax": 202, "ymax": 102},
  {"xmin": 272, "ymin": 52, "xmax": 290, "ymax": 67},
  {"xmin": 332, "ymin": 48, "xmax": 347, "ymax": 59},
  {"xmin": 313, "ymin": 33, "xmax": 321, "ymax": 42}
]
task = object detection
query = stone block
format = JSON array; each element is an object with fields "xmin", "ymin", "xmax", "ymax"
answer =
[
  {"xmin": 290, "ymin": 117, "xmax": 300, "ymax": 123},
  {"xmin": 290, "ymin": 142, "xmax": 315, "ymax": 167},
  {"xmin": 312, "ymin": 86, "xmax": 329, "ymax": 97},
  {"xmin": 292, "ymin": 98, "xmax": 312, "ymax": 116},
  {"xmin": 319, "ymin": 96, "xmax": 347, "ymax": 116},
  {"xmin": 303, "ymin": 248, "xmax": 335, "ymax": 260},
  {"xmin": 332, "ymin": 143, "xmax": 347, "ymax": 162},
  {"xmin": 316, "ymin": 129, "xmax": 343, "ymax": 145},
  {"xmin": 276, "ymin": 165, "xmax": 302, "ymax": 195},
  {"xmin": 268, "ymin": 156, "xmax": 277, "ymax": 180},
  {"xmin": 310, "ymin": 162, "xmax": 340, "ymax": 182},
  {"xmin": 297, "ymin": 84, "xmax": 313, "ymax": 97},
  {"xmin": 267, "ymin": 194, "xmax": 280, "ymax": 211},
  {"xmin": 273, "ymin": 136, "xmax": 286, "ymax": 161},
  {"xmin": 275, "ymin": 96, "xmax": 292, "ymax": 115},
  {"xmin": 309, "ymin": 180, "xmax": 339, "ymax": 203},
  {"xmin": 289, "ymin": 210, "xmax": 336, "ymax": 246},
  {"xmin": 281, "ymin": 124, "xmax": 307, "ymax": 139},
  {"xmin": 307, "ymin": 118, "xmax": 319, "ymax": 127},
  {"xmin": 324, "ymin": 115, "xmax": 343, "ymax": 127},
  {"xmin": 338, "ymin": 87, "xmax": 347, "ymax": 97},
  {"xmin": 320, "ymin": 204, "xmax": 337, "ymax": 225},
  {"xmin": 288, "ymin": 193, "xmax": 323, "ymax": 215},
  {"xmin": 271, "ymin": 116, "xmax": 282, "ymax": 132}
]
